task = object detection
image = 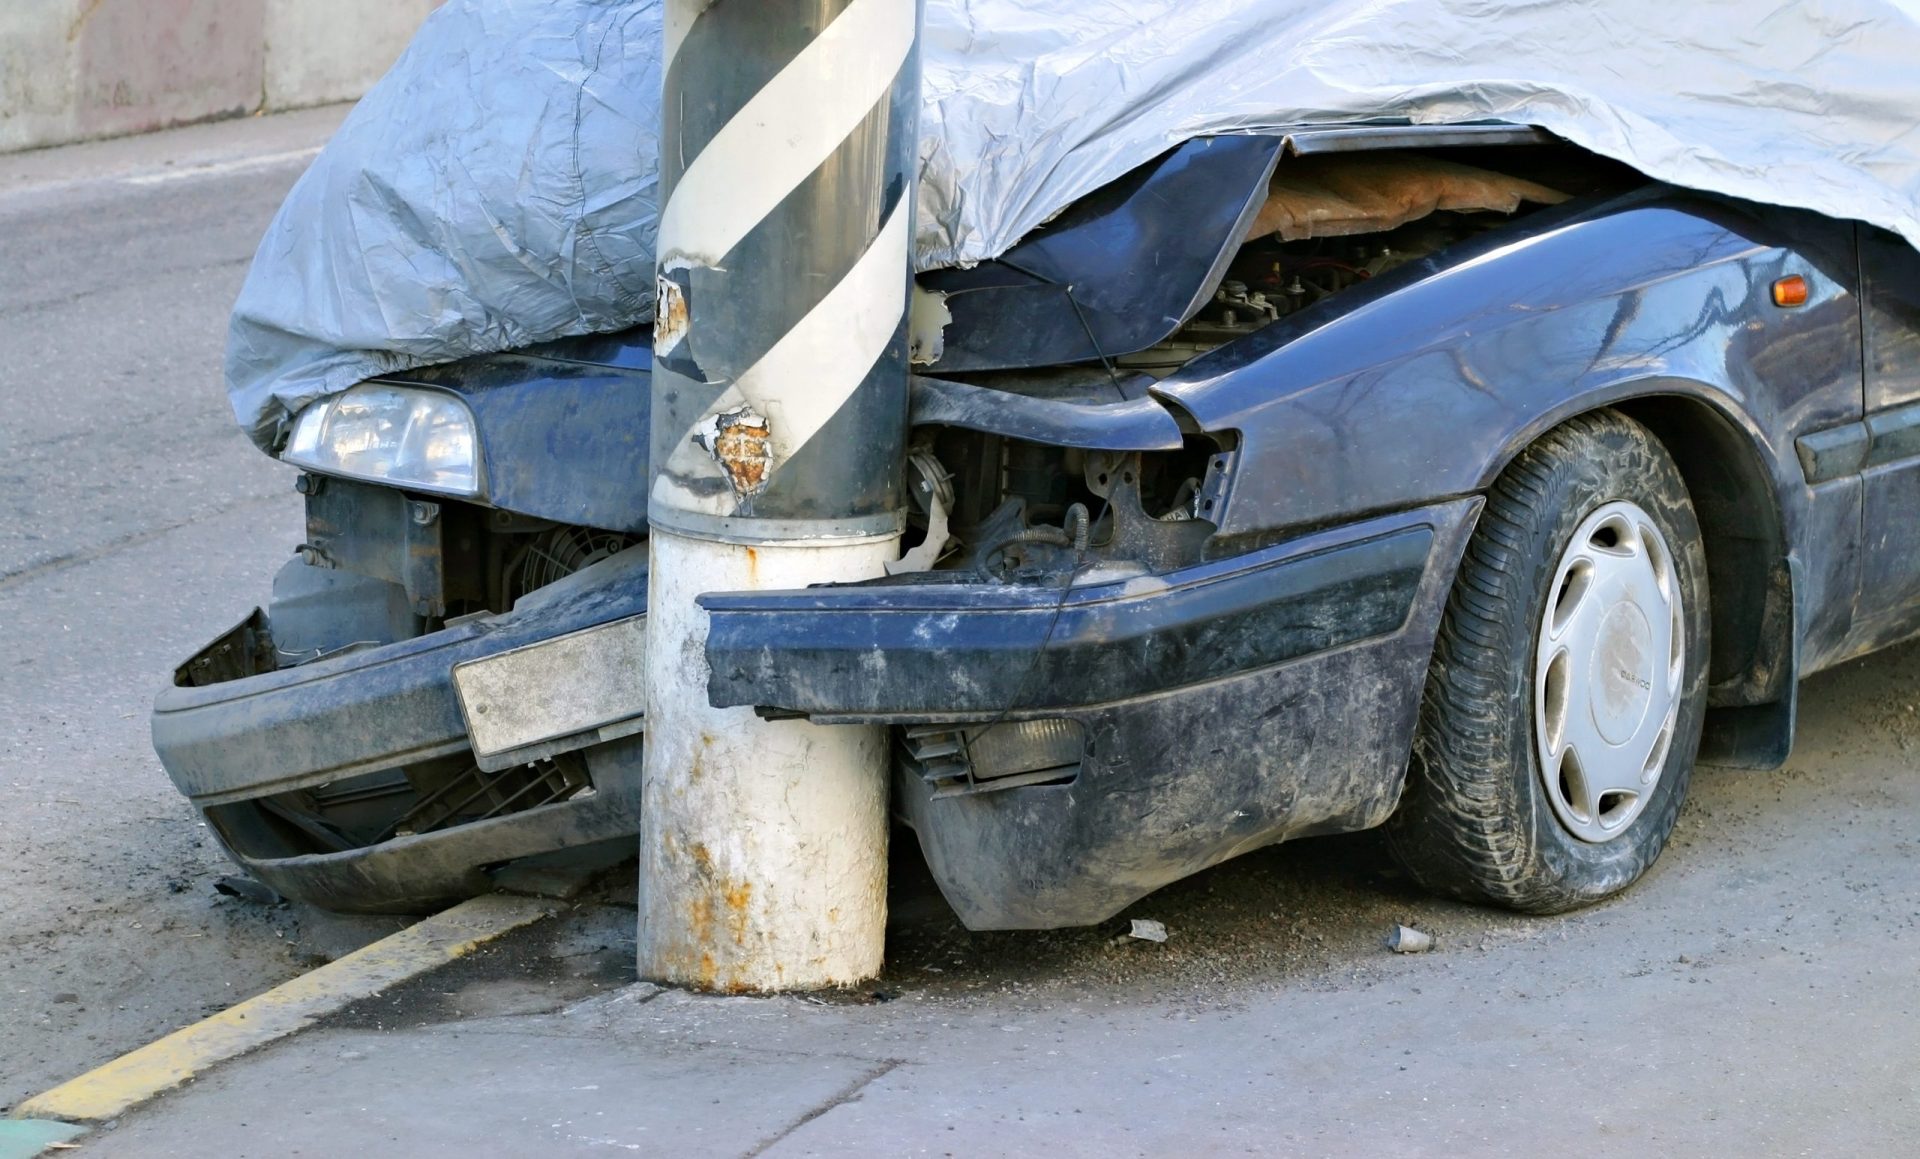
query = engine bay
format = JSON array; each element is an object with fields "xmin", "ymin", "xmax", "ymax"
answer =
[{"xmin": 903, "ymin": 145, "xmax": 1642, "ymax": 582}]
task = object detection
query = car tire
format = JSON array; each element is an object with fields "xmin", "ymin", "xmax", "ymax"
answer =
[{"xmin": 1386, "ymin": 409, "xmax": 1710, "ymax": 913}]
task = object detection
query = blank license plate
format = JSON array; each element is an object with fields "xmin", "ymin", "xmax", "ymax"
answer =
[{"xmin": 452, "ymin": 615, "xmax": 647, "ymax": 764}]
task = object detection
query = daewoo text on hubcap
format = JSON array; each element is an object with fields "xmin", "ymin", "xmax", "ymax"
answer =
[{"xmin": 1534, "ymin": 501, "xmax": 1684, "ymax": 843}]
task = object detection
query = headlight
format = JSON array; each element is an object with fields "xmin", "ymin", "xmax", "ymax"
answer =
[{"xmin": 282, "ymin": 384, "xmax": 482, "ymax": 497}]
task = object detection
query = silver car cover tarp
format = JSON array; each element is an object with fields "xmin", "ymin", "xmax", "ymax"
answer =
[{"xmin": 227, "ymin": 0, "xmax": 1920, "ymax": 448}]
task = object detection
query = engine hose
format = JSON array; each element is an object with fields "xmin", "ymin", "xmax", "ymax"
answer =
[{"xmin": 1066, "ymin": 502, "xmax": 1090, "ymax": 550}]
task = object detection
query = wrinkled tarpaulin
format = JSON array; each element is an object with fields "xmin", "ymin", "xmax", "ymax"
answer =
[{"xmin": 228, "ymin": 0, "xmax": 1920, "ymax": 448}]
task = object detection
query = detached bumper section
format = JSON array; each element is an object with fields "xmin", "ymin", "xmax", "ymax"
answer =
[
  {"xmin": 702, "ymin": 500, "xmax": 1481, "ymax": 929},
  {"xmin": 151, "ymin": 549, "xmax": 649, "ymax": 913}
]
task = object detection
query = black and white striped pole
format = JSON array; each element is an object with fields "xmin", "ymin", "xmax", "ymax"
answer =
[{"xmin": 639, "ymin": 0, "xmax": 921, "ymax": 990}]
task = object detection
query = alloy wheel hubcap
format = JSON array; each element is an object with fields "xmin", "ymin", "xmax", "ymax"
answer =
[{"xmin": 1533, "ymin": 500, "xmax": 1684, "ymax": 843}]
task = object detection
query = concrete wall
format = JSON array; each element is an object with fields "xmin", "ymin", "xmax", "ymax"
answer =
[{"xmin": 0, "ymin": 0, "xmax": 442, "ymax": 154}]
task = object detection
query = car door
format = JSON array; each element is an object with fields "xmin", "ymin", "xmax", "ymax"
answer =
[{"xmin": 1849, "ymin": 226, "xmax": 1920, "ymax": 649}]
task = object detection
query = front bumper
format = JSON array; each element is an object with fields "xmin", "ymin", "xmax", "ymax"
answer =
[
  {"xmin": 702, "ymin": 499, "xmax": 1481, "ymax": 929},
  {"xmin": 151, "ymin": 548, "xmax": 649, "ymax": 913}
]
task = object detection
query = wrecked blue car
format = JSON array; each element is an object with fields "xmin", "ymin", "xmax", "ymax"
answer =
[{"xmin": 154, "ymin": 125, "xmax": 1920, "ymax": 926}]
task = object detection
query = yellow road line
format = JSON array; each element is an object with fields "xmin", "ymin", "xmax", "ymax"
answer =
[{"xmin": 11, "ymin": 894, "xmax": 556, "ymax": 1124}]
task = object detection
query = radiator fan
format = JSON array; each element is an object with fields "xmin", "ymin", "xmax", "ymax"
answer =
[{"xmin": 509, "ymin": 526, "xmax": 638, "ymax": 602}]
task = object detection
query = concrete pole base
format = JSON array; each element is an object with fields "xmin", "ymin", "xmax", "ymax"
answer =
[{"xmin": 638, "ymin": 525, "xmax": 899, "ymax": 992}]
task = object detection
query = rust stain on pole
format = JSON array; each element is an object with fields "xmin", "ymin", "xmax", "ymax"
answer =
[
  {"xmin": 653, "ymin": 272, "xmax": 690, "ymax": 353},
  {"xmin": 725, "ymin": 881, "xmax": 754, "ymax": 946},
  {"xmin": 696, "ymin": 407, "xmax": 774, "ymax": 501}
]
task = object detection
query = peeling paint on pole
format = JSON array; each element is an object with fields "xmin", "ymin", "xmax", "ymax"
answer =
[
  {"xmin": 640, "ymin": 0, "xmax": 921, "ymax": 992},
  {"xmin": 652, "ymin": 268, "xmax": 691, "ymax": 356},
  {"xmin": 694, "ymin": 407, "xmax": 773, "ymax": 506}
]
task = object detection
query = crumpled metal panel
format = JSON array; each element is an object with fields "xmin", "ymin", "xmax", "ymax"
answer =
[{"xmin": 228, "ymin": 0, "xmax": 1920, "ymax": 447}]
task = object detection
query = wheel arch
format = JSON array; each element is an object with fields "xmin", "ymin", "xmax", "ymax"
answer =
[
  {"xmin": 1609, "ymin": 394, "xmax": 1792, "ymax": 698},
  {"xmin": 1482, "ymin": 387, "xmax": 1799, "ymax": 767}
]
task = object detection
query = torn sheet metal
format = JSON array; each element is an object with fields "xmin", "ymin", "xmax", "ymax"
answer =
[{"xmin": 228, "ymin": 0, "xmax": 1920, "ymax": 448}]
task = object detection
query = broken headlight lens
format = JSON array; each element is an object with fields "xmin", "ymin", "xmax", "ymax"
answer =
[{"xmin": 282, "ymin": 384, "xmax": 482, "ymax": 498}]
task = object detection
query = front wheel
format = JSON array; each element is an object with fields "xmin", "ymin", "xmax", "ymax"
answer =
[{"xmin": 1386, "ymin": 410, "xmax": 1710, "ymax": 913}]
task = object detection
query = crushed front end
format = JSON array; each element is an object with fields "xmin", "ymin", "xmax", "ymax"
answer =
[
  {"xmin": 165, "ymin": 128, "xmax": 1601, "ymax": 923},
  {"xmin": 701, "ymin": 371, "xmax": 1481, "ymax": 928},
  {"xmin": 151, "ymin": 332, "xmax": 655, "ymax": 912},
  {"xmin": 693, "ymin": 131, "xmax": 1599, "ymax": 928}
]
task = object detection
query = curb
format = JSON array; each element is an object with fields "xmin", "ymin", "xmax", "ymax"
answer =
[{"xmin": 8, "ymin": 894, "xmax": 556, "ymax": 1127}]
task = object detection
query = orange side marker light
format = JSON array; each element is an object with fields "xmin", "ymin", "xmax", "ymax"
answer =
[{"xmin": 1771, "ymin": 275, "xmax": 1809, "ymax": 307}]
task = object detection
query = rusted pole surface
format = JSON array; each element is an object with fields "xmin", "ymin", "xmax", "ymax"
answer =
[{"xmin": 639, "ymin": 0, "xmax": 921, "ymax": 991}]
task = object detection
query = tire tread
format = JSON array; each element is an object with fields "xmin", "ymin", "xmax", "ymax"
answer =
[{"xmin": 1386, "ymin": 412, "xmax": 1706, "ymax": 913}]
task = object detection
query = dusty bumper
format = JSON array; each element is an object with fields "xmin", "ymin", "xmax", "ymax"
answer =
[
  {"xmin": 701, "ymin": 500, "xmax": 1481, "ymax": 929},
  {"xmin": 151, "ymin": 550, "xmax": 649, "ymax": 913}
]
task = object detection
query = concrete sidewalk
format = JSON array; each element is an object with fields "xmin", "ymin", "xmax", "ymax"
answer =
[
  {"xmin": 66, "ymin": 896, "xmax": 1919, "ymax": 1157},
  {"xmin": 0, "ymin": 102, "xmax": 348, "ymax": 209}
]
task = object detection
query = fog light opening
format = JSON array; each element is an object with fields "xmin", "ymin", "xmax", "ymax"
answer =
[{"xmin": 902, "ymin": 719, "xmax": 1085, "ymax": 799}]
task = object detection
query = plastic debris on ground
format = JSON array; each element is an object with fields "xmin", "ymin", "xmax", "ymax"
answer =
[
  {"xmin": 1388, "ymin": 925, "xmax": 1435, "ymax": 954},
  {"xmin": 213, "ymin": 875, "xmax": 286, "ymax": 906},
  {"xmin": 1128, "ymin": 919, "xmax": 1169, "ymax": 943}
]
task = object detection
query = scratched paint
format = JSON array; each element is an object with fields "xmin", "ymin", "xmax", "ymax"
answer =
[{"xmin": 653, "ymin": 270, "xmax": 691, "ymax": 354}]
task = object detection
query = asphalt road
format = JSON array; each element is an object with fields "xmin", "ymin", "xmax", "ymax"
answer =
[
  {"xmin": 4, "ymin": 112, "xmax": 1920, "ymax": 1152},
  {"xmin": 0, "ymin": 108, "xmax": 409, "ymax": 1111}
]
